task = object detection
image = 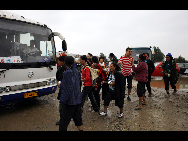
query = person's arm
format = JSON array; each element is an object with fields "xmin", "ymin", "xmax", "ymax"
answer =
[
  {"xmin": 117, "ymin": 56, "xmax": 123, "ymax": 65},
  {"xmin": 150, "ymin": 60, "xmax": 155, "ymax": 74},
  {"xmin": 132, "ymin": 63, "xmax": 143, "ymax": 73}
]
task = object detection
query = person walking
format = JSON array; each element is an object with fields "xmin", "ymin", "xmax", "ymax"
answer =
[
  {"xmin": 117, "ymin": 47, "xmax": 134, "ymax": 101},
  {"xmin": 162, "ymin": 53, "xmax": 178, "ymax": 95},
  {"xmin": 132, "ymin": 53, "xmax": 148, "ymax": 110},
  {"xmin": 59, "ymin": 56, "xmax": 83, "ymax": 131},
  {"xmin": 80, "ymin": 55, "xmax": 99, "ymax": 112},
  {"xmin": 145, "ymin": 53, "xmax": 155, "ymax": 97},
  {"xmin": 100, "ymin": 62, "xmax": 125, "ymax": 118}
]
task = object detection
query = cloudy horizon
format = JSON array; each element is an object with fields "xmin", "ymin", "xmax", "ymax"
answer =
[{"xmin": 5, "ymin": 10, "xmax": 188, "ymax": 60}]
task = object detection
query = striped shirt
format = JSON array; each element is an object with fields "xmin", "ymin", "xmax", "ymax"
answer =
[{"xmin": 119, "ymin": 54, "xmax": 133, "ymax": 76}]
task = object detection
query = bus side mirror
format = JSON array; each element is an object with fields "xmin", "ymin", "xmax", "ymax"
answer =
[{"xmin": 62, "ymin": 40, "xmax": 67, "ymax": 51}]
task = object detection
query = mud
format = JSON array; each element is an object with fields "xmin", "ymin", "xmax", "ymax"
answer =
[{"xmin": 0, "ymin": 78, "xmax": 187, "ymax": 131}]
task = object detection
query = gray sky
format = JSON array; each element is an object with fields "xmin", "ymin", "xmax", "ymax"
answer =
[{"xmin": 6, "ymin": 10, "xmax": 188, "ymax": 60}]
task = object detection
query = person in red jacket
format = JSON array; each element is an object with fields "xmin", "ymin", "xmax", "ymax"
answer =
[
  {"xmin": 132, "ymin": 53, "xmax": 148, "ymax": 110},
  {"xmin": 80, "ymin": 55, "xmax": 99, "ymax": 112}
]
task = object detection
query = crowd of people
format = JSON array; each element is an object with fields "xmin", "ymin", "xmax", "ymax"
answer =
[{"xmin": 56, "ymin": 47, "xmax": 179, "ymax": 131}]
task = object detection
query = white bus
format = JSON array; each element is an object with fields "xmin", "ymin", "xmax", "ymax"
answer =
[{"xmin": 0, "ymin": 11, "xmax": 67, "ymax": 105}]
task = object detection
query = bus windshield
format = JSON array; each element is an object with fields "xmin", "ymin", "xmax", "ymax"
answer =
[{"xmin": 0, "ymin": 18, "xmax": 55, "ymax": 66}]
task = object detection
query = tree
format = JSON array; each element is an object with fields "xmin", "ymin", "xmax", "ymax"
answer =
[
  {"xmin": 151, "ymin": 46, "xmax": 165, "ymax": 62},
  {"xmin": 175, "ymin": 55, "xmax": 185, "ymax": 63}
]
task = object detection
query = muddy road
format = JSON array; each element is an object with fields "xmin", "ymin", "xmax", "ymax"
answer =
[{"xmin": 0, "ymin": 77, "xmax": 187, "ymax": 131}]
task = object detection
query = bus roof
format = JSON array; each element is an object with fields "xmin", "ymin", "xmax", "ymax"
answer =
[
  {"xmin": 131, "ymin": 47, "xmax": 151, "ymax": 49},
  {"xmin": 0, "ymin": 10, "xmax": 49, "ymax": 28}
]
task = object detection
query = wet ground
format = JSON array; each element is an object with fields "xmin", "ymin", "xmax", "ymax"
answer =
[{"xmin": 0, "ymin": 76, "xmax": 187, "ymax": 131}]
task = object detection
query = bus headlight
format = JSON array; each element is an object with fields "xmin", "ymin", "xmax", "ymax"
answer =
[{"xmin": 47, "ymin": 78, "xmax": 56, "ymax": 85}]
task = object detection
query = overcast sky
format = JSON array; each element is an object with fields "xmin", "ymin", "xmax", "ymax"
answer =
[{"xmin": 6, "ymin": 10, "xmax": 188, "ymax": 60}]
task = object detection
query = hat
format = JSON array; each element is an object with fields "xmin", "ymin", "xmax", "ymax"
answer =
[{"xmin": 166, "ymin": 53, "xmax": 172, "ymax": 58}]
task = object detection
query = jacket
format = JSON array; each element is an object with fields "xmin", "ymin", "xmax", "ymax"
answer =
[
  {"xmin": 132, "ymin": 61, "xmax": 148, "ymax": 82},
  {"xmin": 145, "ymin": 59, "xmax": 155, "ymax": 76},
  {"xmin": 162, "ymin": 59, "xmax": 178, "ymax": 84},
  {"xmin": 106, "ymin": 70, "xmax": 125, "ymax": 106},
  {"xmin": 60, "ymin": 68, "xmax": 82, "ymax": 105},
  {"xmin": 81, "ymin": 66, "xmax": 92, "ymax": 86}
]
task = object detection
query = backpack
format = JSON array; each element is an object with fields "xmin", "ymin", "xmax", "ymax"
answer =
[{"xmin": 86, "ymin": 66, "xmax": 98, "ymax": 87}]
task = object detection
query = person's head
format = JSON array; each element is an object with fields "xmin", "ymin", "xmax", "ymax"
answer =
[
  {"xmin": 64, "ymin": 56, "xmax": 74, "ymax": 69},
  {"xmin": 126, "ymin": 47, "xmax": 132, "ymax": 56},
  {"xmin": 87, "ymin": 58, "xmax": 92, "ymax": 66},
  {"xmin": 145, "ymin": 53, "xmax": 149, "ymax": 60},
  {"xmin": 30, "ymin": 40, "xmax": 35, "ymax": 48},
  {"xmin": 80, "ymin": 55, "xmax": 87, "ymax": 65},
  {"xmin": 139, "ymin": 53, "xmax": 146, "ymax": 62},
  {"xmin": 99, "ymin": 56, "xmax": 104, "ymax": 63},
  {"xmin": 110, "ymin": 62, "xmax": 120, "ymax": 73},
  {"xmin": 109, "ymin": 53, "xmax": 115, "ymax": 59},
  {"xmin": 92, "ymin": 56, "xmax": 99, "ymax": 64},
  {"xmin": 58, "ymin": 55, "xmax": 67, "ymax": 66},
  {"xmin": 166, "ymin": 53, "xmax": 173, "ymax": 62},
  {"xmin": 87, "ymin": 53, "xmax": 93, "ymax": 59}
]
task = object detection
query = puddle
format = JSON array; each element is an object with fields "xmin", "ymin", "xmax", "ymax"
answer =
[{"xmin": 150, "ymin": 76, "xmax": 188, "ymax": 90}]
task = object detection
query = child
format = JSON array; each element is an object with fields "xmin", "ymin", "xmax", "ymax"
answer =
[{"xmin": 132, "ymin": 53, "xmax": 148, "ymax": 110}]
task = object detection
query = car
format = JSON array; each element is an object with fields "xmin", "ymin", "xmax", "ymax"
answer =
[
  {"xmin": 152, "ymin": 62, "xmax": 180, "ymax": 77},
  {"xmin": 177, "ymin": 63, "xmax": 188, "ymax": 75}
]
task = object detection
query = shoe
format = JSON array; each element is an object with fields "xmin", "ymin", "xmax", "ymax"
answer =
[
  {"xmin": 99, "ymin": 111, "xmax": 107, "ymax": 116},
  {"xmin": 135, "ymin": 107, "xmax": 142, "ymax": 110},
  {"xmin": 127, "ymin": 96, "xmax": 131, "ymax": 101},
  {"xmin": 118, "ymin": 113, "xmax": 124, "ymax": 118},
  {"xmin": 56, "ymin": 120, "xmax": 60, "ymax": 125},
  {"xmin": 173, "ymin": 89, "xmax": 177, "ymax": 94},
  {"xmin": 148, "ymin": 93, "xmax": 152, "ymax": 97}
]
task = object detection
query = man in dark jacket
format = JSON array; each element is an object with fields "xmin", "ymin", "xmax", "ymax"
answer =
[
  {"xmin": 100, "ymin": 62, "xmax": 125, "ymax": 118},
  {"xmin": 145, "ymin": 53, "xmax": 155, "ymax": 97},
  {"xmin": 162, "ymin": 53, "xmax": 178, "ymax": 95},
  {"xmin": 59, "ymin": 56, "xmax": 83, "ymax": 131}
]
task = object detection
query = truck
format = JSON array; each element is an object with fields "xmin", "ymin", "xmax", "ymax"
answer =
[{"xmin": 0, "ymin": 11, "xmax": 67, "ymax": 105}]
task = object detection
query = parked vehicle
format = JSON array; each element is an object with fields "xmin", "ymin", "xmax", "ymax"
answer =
[
  {"xmin": 177, "ymin": 63, "xmax": 188, "ymax": 75},
  {"xmin": 0, "ymin": 11, "xmax": 67, "ymax": 105},
  {"xmin": 152, "ymin": 62, "xmax": 180, "ymax": 77}
]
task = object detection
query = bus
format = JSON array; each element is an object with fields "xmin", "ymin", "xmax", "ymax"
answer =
[
  {"xmin": 0, "ymin": 11, "xmax": 67, "ymax": 105},
  {"xmin": 131, "ymin": 47, "xmax": 152, "ymax": 64}
]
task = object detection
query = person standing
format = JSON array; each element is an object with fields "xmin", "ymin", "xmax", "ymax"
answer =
[
  {"xmin": 92, "ymin": 56, "xmax": 107, "ymax": 109},
  {"xmin": 132, "ymin": 53, "xmax": 148, "ymax": 110},
  {"xmin": 80, "ymin": 55, "xmax": 99, "ymax": 112},
  {"xmin": 100, "ymin": 62, "xmax": 125, "ymax": 118},
  {"xmin": 56, "ymin": 55, "xmax": 67, "ymax": 125},
  {"xmin": 59, "ymin": 56, "xmax": 83, "ymax": 131},
  {"xmin": 117, "ymin": 47, "xmax": 134, "ymax": 101},
  {"xmin": 145, "ymin": 53, "xmax": 155, "ymax": 97},
  {"xmin": 162, "ymin": 53, "xmax": 178, "ymax": 95}
]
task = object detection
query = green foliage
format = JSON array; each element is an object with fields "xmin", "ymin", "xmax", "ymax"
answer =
[
  {"xmin": 175, "ymin": 55, "xmax": 185, "ymax": 63},
  {"xmin": 151, "ymin": 46, "xmax": 165, "ymax": 62}
]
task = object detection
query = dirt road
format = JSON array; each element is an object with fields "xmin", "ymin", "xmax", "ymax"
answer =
[{"xmin": 0, "ymin": 83, "xmax": 187, "ymax": 131}]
